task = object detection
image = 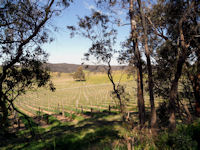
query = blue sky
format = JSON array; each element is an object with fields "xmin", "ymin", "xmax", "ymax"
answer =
[{"xmin": 43, "ymin": 0, "xmax": 130, "ymax": 65}]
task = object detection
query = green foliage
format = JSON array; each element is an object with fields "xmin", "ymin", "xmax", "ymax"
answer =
[
  {"xmin": 111, "ymin": 84, "xmax": 131, "ymax": 113},
  {"xmin": 153, "ymin": 41, "xmax": 177, "ymax": 99},
  {"xmin": 0, "ymin": 0, "xmax": 68, "ymax": 129},
  {"xmin": 64, "ymin": 112, "xmax": 77, "ymax": 120},
  {"xmin": 46, "ymin": 115, "xmax": 61, "ymax": 126},
  {"xmin": 73, "ymin": 66, "xmax": 86, "ymax": 81},
  {"xmin": 156, "ymin": 120, "xmax": 200, "ymax": 150},
  {"xmin": 19, "ymin": 115, "xmax": 37, "ymax": 129}
]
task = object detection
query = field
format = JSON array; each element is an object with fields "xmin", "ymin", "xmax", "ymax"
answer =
[
  {"xmin": 2, "ymin": 71, "xmax": 165, "ymax": 150},
  {"xmin": 2, "ymin": 71, "xmax": 198, "ymax": 150},
  {"xmin": 15, "ymin": 71, "xmax": 156, "ymax": 116}
]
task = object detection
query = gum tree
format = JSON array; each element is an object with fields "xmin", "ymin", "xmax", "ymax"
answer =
[
  {"xmin": 95, "ymin": 0, "xmax": 146, "ymax": 126},
  {"xmin": 0, "ymin": 0, "xmax": 72, "ymax": 132},
  {"xmin": 68, "ymin": 10, "xmax": 130, "ymax": 119},
  {"xmin": 146, "ymin": 0, "xmax": 199, "ymax": 130}
]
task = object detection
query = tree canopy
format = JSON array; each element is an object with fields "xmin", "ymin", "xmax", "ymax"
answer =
[{"xmin": 0, "ymin": 0, "xmax": 72, "ymax": 132}]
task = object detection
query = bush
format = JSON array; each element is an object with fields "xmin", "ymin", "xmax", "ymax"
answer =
[
  {"xmin": 156, "ymin": 120, "xmax": 200, "ymax": 150},
  {"xmin": 73, "ymin": 66, "xmax": 86, "ymax": 81}
]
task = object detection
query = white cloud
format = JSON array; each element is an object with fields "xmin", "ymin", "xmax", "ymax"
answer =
[
  {"xmin": 84, "ymin": 1, "xmax": 96, "ymax": 11},
  {"xmin": 83, "ymin": 1, "xmax": 105, "ymax": 15}
]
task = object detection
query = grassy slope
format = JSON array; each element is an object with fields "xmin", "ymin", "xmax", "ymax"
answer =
[
  {"xmin": 1, "ymin": 71, "xmax": 131, "ymax": 149},
  {"xmin": 1, "ymin": 71, "xmax": 200, "ymax": 150},
  {"xmin": 2, "ymin": 111, "xmax": 126, "ymax": 150}
]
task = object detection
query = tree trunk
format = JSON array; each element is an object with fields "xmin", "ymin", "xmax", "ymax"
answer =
[
  {"xmin": 136, "ymin": 64, "xmax": 145, "ymax": 125},
  {"xmin": 129, "ymin": 0, "xmax": 145, "ymax": 125},
  {"xmin": 169, "ymin": 56, "xmax": 185, "ymax": 130},
  {"xmin": 192, "ymin": 73, "xmax": 200, "ymax": 116},
  {"xmin": 137, "ymin": 0, "xmax": 156, "ymax": 128},
  {"xmin": 195, "ymin": 101, "xmax": 200, "ymax": 116},
  {"xmin": 183, "ymin": 103, "xmax": 192, "ymax": 123},
  {"xmin": 0, "ymin": 97, "xmax": 8, "ymax": 130},
  {"xmin": 168, "ymin": 0, "xmax": 194, "ymax": 129},
  {"xmin": 194, "ymin": 53, "xmax": 200, "ymax": 116},
  {"xmin": 107, "ymin": 60, "xmax": 124, "ymax": 114},
  {"xmin": 187, "ymin": 62, "xmax": 200, "ymax": 116}
]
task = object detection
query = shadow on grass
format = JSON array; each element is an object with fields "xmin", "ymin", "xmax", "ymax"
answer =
[
  {"xmin": 45, "ymin": 126, "xmax": 120, "ymax": 150},
  {"xmin": 1, "ymin": 111, "xmax": 123, "ymax": 150}
]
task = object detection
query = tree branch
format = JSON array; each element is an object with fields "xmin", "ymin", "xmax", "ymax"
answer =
[
  {"xmin": 145, "ymin": 16, "xmax": 168, "ymax": 41},
  {"xmin": 0, "ymin": 0, "xmax": 55, "ymax": 85}
]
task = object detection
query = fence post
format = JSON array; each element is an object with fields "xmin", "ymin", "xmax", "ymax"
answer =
[
  {"xmin": 57, "ymin": 103, "xmax": 60, "ymax": 114},
  {"xmin": 38, "ymin": 107, "xmax": 41, "ymax": 121},
  {"xmin": 46, "ymin": 115, "xmax": 49, "ymax": 124},
  {"xmin": 62, "ymin": 100, "xmax": 65, "ymax": 117},
  {"xmin": 18, "ymin": 118, "xmax": 21, "ymax": 129},
  {"xmin": 127, "ymin": 111, "xmax": 130, "ymax": 121}
]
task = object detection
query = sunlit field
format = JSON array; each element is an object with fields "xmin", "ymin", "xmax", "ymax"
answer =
[{"xmin": 15, "ymin": 71, "xmax": 160, "ymax": 117}]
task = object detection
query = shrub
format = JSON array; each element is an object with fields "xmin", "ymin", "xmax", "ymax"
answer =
[
  {"xmin": 73, "ymin": 66, "xmax": 86, "ymax": 81},
  {"xmin": 156, "ymin": 120, "xmax": 200, "ymax": 150}
]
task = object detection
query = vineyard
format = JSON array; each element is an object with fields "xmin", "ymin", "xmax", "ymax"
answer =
[{"xmin": 15, "ymin": 71, "xmax": 159, "ymax": 117}]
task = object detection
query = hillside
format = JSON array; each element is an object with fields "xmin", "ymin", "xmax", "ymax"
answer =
[{"xmin": 46, "ymin": 63, "xmax": 127, "ymax": 73}]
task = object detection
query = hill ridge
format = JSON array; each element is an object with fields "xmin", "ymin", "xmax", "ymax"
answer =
[{"xmin": 46, "ymin": 63, "xmax": 127, "ymax": 73}]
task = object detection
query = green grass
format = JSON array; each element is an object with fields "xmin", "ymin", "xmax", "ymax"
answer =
[
  {"xmin": 2, "ymin": 71, "xmax": 199, "ymax": 150},
  {"xmin": 2, "ymin": 110, "xmax": 126, "ymax": 150},
  {"xmin": 16, "ymin": 113, "xmax": 45, "ymax": 137},
  {"xmin": 4, "ymin": 71, "xmax": 168, "ymax": 149}
]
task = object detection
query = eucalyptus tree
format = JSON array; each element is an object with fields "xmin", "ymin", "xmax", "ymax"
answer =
[
  {"xmin": 95, "ymin": 0, "xmax": 146, "ymax": 126},
  {"xmin": 67, "ymin": 10, "xmax": 131, "ymax": 119},
  {"xmin": 128, "ymin": 0, "xmax": 146, "ymax": 126},
  {"xmin": 0, "ymin": 0, "xmax": 72, "ymax": 132},
  {"xmin": 136, "ymin": 0, "xmax": 157, "ymax": 128},
  {"xmin": 96, "ymin": 0, "xmax": 200, "ymax": 130},
  {"xmin": 187, "ymin": 54, "xmax": 200, "ymax": 116},
  {"xmin": 148, "ymin": 0, "xmax": 199, "ymax": 130}
]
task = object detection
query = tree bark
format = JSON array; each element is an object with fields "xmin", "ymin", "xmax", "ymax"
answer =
[
  {"xmin": 191, "ymin": 63, "xmax": 200, "ymax": 116},
  {"xmin": 169, "ymin": 52, "xmax": 186, "ymax": 130},
  {"xmin": 194, "ymin": 51, "xmax": 200, "ymax": 116},
  {"xmin": 137, "ymin": 0, "xmax": 156, "ymax": 128},
  {"xmin": 107, "ymin": 59, "xmax": 124, "ymax": 115},
  {"xmin": 0, "ymin": 98, "xmax": 8, "ymax": 130},
  {"xmin": 129, "ymin": 0, "xmax": 145, "ymax": 125},
  {"xmin": 194, "ymin": 81, "xmax": 200, "ymax": 116}
]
